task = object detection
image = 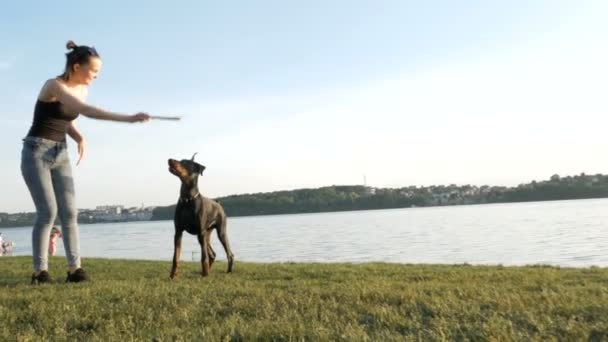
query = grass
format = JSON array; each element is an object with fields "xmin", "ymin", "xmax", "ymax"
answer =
[{"xmin": 0, "ymin": 256, "xmax": 607, "ymax": 341}]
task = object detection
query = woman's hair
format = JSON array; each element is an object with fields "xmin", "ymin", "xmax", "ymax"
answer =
[{"xmin": 58, "ymin": 40, "xmax": 100, "ymax": 81}]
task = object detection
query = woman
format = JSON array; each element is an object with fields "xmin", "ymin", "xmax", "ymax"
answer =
[{"xmin": 22, "ymin": 40, "xmax": 151, "ymax": 284}]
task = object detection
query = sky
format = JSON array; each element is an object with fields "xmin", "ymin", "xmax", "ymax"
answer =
[{"xmin": 1, "ymin": 1, "xmax": 607, "ymax": 213}]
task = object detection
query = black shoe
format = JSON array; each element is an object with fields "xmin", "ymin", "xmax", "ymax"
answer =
[
  {"xmin": 66, "ymin": 268, "xmax": 89, "ymax": 283},
  {"xmin": 31, "ymin": 270, "xmax": 52, "ymax": 285}
]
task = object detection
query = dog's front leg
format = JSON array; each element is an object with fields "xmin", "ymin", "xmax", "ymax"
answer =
[
  {"xmin": 205, "ymin": 230, "xmax": 216, "ymax": 271},
  {"xmin": 197, "ymin": 233, "xmax": 210, "ymax": 277},
  {"xmin": 170, "ymin": 231, "xmax": 183, "ymax": 279}
]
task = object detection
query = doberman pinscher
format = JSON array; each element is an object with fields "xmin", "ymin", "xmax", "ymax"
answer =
[{"xmin": 167, "ymin": 153, "xmax": 234, "ymax": 279}]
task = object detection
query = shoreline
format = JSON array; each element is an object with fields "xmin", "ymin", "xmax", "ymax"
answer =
[{"xmin": 3, "ymin": 196, "xmax": 608, "ymax": 229}]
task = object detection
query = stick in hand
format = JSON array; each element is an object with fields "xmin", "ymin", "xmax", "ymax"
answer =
[{"xmin": 150, "ymin": 115, "xmax": 182, "ymax": 121}]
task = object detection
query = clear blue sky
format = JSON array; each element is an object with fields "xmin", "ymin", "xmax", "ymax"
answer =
[{"xmin": 1, "ymin": 1, "xmax": 607, "ymax": 212}]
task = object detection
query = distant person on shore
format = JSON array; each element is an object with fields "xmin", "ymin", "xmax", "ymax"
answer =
[
  {"xmin": 21, "ymin": 40, "xmax": 156, "ymax": 284},
  {"xmin": 49, "ymin": 227, "xmax": 62, "ymax": 256}
]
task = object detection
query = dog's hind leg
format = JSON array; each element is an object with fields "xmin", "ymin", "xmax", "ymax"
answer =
[{"xmin": 216, "ymin": 215, "xmax": 234, "ymax": 273}]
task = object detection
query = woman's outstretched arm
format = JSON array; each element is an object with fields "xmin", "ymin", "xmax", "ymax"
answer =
[{"xmin": 43, "ymin": 79, "xmax": 148, "ymax": 122}]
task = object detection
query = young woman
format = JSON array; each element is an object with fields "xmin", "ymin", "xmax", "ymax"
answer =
[{"xmin": 23, "ymin": 40, "xmax": 152, "ymax": 284}]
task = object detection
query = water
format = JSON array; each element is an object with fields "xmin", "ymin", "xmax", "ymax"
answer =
[{"xmin": 2, "ymin": 198, "xmax": 607, "ymax": 267}]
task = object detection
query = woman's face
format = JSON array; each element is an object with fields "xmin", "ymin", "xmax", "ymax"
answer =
[{"xmin": 71, "ymin": 56, "xmax": 102, "ymax": 85}]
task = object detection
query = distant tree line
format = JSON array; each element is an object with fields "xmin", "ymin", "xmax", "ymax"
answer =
[
  {"xmin": 4, "ymin": 173, "xmax": 607, "ymax": 227},
  {"xmin": 0, "ymin": 212, "xmax": 106, "ymax": 228},
  {"xmin": 0, "ymin": 212, "xmax": 36, "ymax": 228},
  {"xmin": 150, "ymin": 173, "xmax": 608, "ymax": 220}
]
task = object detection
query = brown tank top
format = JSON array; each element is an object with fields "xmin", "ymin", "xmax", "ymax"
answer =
[{"xmin": 26, "ymin": 100, "xmax": 79, "ymax": 142}]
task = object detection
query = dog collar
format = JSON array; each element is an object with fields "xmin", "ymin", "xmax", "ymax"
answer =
[{"xmin": 179, "ymin": 191, "xmax": 200, "ymax": 203}]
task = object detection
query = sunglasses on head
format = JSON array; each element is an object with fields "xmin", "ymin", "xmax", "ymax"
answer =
[{"xmin": 87, "ymin": 46, "xmax": 99, "ymax": 56}]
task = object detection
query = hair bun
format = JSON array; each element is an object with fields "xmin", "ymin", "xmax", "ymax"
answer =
[{"xmin": 66, "ymin": 40, "xmax": 78, "ymax": 50}]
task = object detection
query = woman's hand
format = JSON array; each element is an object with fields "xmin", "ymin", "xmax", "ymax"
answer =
[
  {"xmin": 129, "ymin": 112, "xmax": 151, "ymax": 123},
  {"xmin": 76, "ymin": 138, "xmax": 87, "ymax": 166}
]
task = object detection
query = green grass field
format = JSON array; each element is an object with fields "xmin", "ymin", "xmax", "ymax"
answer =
[{"xmin": 0, "ymin": 256, "xmax": 607, "ymax": 341}]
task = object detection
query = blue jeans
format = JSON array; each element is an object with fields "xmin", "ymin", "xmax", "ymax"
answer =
[{"xmin": 20, "ymin": 136, "xmax": 81, "ymax": 272}]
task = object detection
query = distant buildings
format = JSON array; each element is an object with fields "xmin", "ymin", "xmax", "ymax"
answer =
[
  {"xmin": 364, "ymin": 187, "xmax": 376, "ymax": 195},
  {"xmin": 78, "ymin": 205, "xmax": 155, "ymax": 223},
  {"xmin": 0, "ymin": 204, "xmax": 156, "ymax": 227}
]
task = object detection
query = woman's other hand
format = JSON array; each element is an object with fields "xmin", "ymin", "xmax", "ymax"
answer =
[{"xmin": 76, "ymin": 138, "xmax": 87, "ymax": 166}]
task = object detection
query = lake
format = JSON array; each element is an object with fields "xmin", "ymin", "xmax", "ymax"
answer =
[{"xmin": 1, "ymin": 198, "xmax": 607, "ymax": 267}]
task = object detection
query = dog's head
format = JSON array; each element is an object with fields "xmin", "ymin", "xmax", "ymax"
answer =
[{"xmin": 168, "ymin": 153, "xmax": 206, "ymax": 182}]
